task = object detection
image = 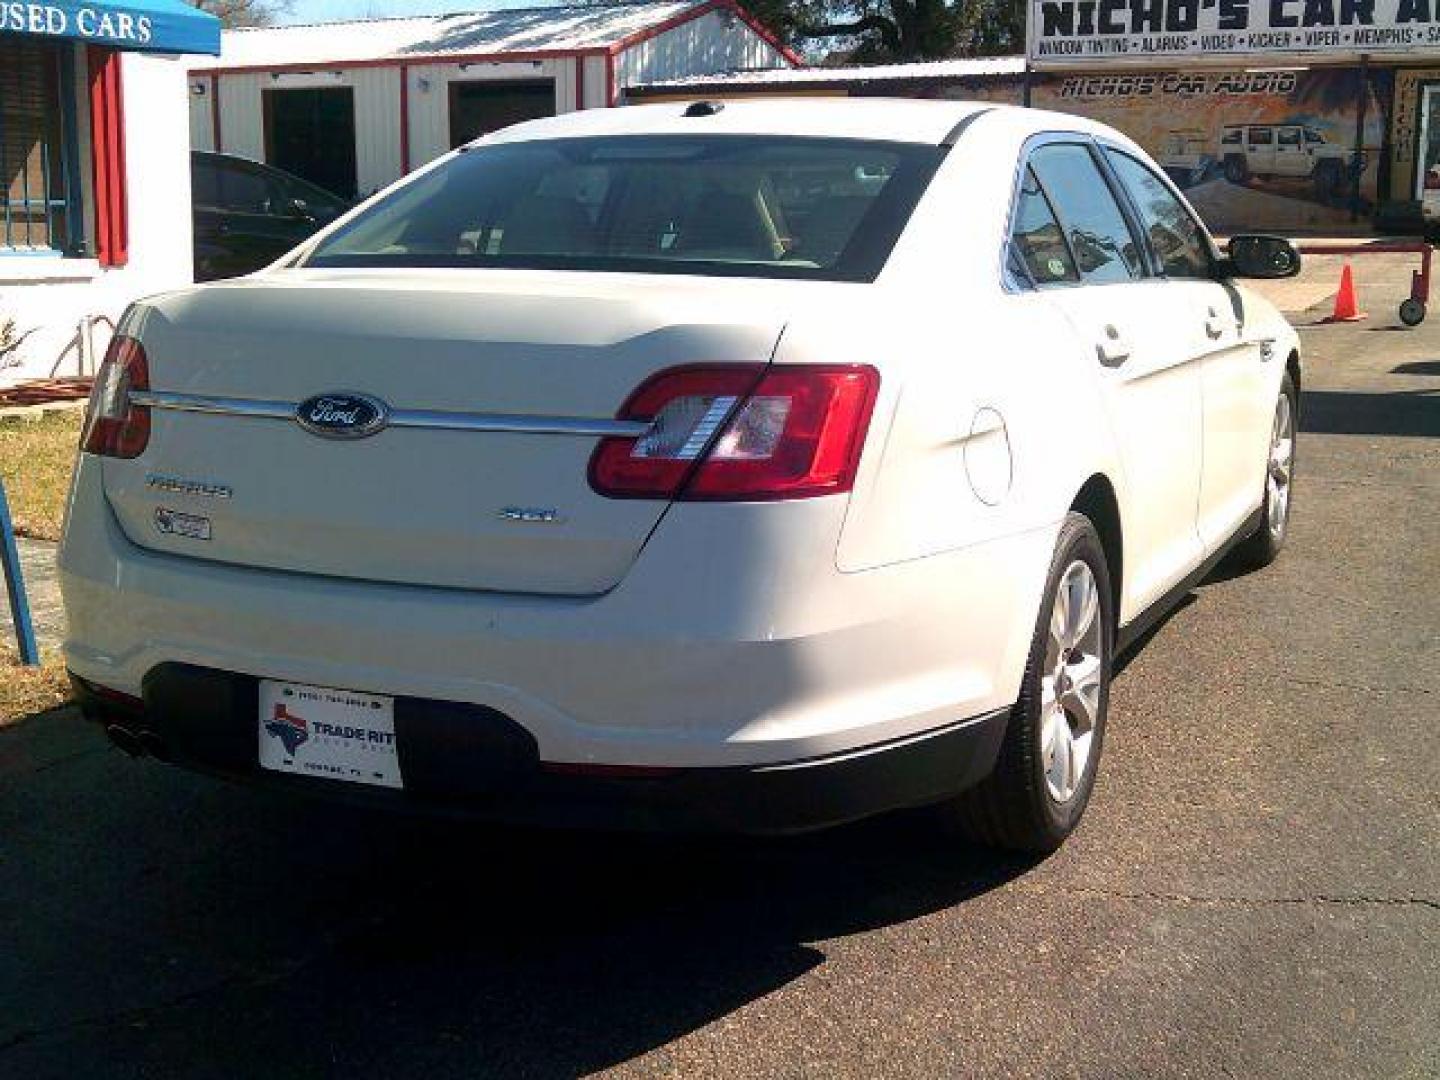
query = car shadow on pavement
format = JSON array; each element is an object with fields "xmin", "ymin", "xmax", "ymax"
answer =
[
  {"xmin": 1299, "ymin": 387, "xmax": 1440, "ymax": 438},
  {"xmin": 0, "ymin": 711, "xmax": 1037, "ymax": 1078}
]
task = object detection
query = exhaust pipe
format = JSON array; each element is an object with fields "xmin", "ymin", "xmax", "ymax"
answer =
[{"xmin": 106, "ymin": 724, "xmax": 146, "ymax": 758}]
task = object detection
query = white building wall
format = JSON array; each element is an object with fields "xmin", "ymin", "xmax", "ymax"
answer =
[
  {"xmin": 216, "ymin": 70, "xmax": 265, "ymax": 161},
  {"xmin": 582, "ymin": 54, "xmax": 609, "ymax": 108},
  {"xmin": 614, "ymin": 12, "xmax": 789, "ymax": 91},
  {"xmin": 189, "ymin": 77, "xmax": 213, "ymax": 151},
  {"xmin": 0, "ymin": 49, "xmax": 196, "ymax": 385},
  {"xmin": 404, "ymin": 59, "xmax": 566, "ymax": 175}
]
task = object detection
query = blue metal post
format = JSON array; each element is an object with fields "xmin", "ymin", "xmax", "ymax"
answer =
[{"xmin": 0, "ymin": 479, "xmax": 39, "ymax": 666}]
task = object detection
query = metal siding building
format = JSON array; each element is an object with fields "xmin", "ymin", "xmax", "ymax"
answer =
[{"xmin": 189, "ymin": 1, "xmax": 796, "ymax": 198}]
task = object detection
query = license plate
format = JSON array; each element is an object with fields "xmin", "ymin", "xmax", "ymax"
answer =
[{"xmin": 258, "ymin": 680, "xmax": 402, "ymax": 789}]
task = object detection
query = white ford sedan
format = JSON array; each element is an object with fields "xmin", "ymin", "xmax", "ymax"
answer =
[{"xmin": 62, "ymin": 100, "xmax": 1301, "ymax": 850}]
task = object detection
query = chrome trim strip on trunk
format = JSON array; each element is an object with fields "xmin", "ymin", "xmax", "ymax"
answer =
[{"xmin": 130, "ymin": 391, "xmax": 651, "ymax": 438}]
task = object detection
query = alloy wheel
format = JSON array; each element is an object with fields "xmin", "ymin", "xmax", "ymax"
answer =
[
  {"xmin": 1267, "ymin": 393, "xmax": 1295, "ymax": 538},
  {"xmin": 1040, "ymin": 560, "xmax": 1104, "ymax": 804}
]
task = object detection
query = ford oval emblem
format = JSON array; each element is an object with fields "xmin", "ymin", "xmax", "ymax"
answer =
[{"xmin": 295, "ymin": 393, "xmax": 389, "ymax": 439}]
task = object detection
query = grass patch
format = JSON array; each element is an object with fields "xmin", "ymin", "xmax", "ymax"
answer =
[
  {"xmin": 0, "ymin": 647, "xmax": 70, "ymax": 726},
  {"xmin": 0, "ymin": 408, "xmax": 82, "ymax": 541}
]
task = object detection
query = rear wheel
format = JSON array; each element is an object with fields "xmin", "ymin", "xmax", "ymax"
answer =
[
  {"xmin": 1224, "ymin": 157, "xmax": 1248, "ymax": 184},
  {"xmin": 939, "ymin": 513, "xmax": 1113, "ymax": 852},
  {"xmin": 1231, "ymin": 371, "xmax": 1297, "ymax": 570}
]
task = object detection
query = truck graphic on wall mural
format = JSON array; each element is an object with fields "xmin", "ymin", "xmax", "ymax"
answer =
[
  {"xmin": 1218, "ymin": 123, "xmax": 1364, "ymax": 203},
  {"xmin": 1157, "ymin": 129, "xmax": 1214, "ymax": 189}
]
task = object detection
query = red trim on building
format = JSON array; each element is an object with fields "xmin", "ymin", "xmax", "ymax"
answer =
[
  {"xmin": 605, "ymin": 51, "xmax": 616, "ymax": 107},
  {"xmin": 722, "ymin": 1, "xmax": 804, "ymax": 67},
  {"xmin": 399, "ymin": 64, "xmax": 411, "ymax": 172},
  {"xmin": 608, "ymin": 0, "xmax": 799, "ymax": 67},
  {"xmin": 87, "ymin": 47, "xmax": 128, "ymax": 268},
  {"xmin": 194, "ymin": 46, "xmax": 607, "ymax": 78},
  {"xmin": 574, "ymin": 54, "xmax": 585, "ymax": 110},
  {"xmin": 209, "ymin": 72, "xmax": 221, "ymax": 152}
]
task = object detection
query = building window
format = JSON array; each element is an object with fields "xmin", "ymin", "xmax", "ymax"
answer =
[{"xmin": 0, "ymin": 38, "xmax": 79, "ymax": 255}]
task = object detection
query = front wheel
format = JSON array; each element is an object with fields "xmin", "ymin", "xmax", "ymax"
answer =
[
  {"xmin": 1231, "ymin": 371, "xmax": 1297, "ymax": 570},
  {"xmin": 938, "ymin": 513, "xmax": 1114, "ymax": 852}
]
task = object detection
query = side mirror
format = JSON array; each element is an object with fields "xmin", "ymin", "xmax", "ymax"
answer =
[
  {"xmin": 283, "ymin": 197, "xmax": 312, "ymax": 221},
  {"xmin": 1222, "ymin": 234, "xmax": 1302, "ymax": 279}
]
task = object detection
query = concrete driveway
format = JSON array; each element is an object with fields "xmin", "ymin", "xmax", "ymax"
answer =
[{"xmin": 1, "ymin": 261, "xmax": 1436, "ymax": 1078}]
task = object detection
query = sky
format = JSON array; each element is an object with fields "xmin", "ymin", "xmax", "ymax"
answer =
[{"xmin": 278, "ymin": 0, "xmax": 564, "ymax": 24}]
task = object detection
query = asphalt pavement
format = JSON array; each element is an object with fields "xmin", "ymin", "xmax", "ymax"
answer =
[{"xmin": 0, "ymin": 260, "xmax": 1436, "ymax": 1078}]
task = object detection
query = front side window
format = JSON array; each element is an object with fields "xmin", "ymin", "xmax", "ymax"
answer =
[
  {"xmin": 1027, "ymin": 143, "xmax": 1143, "ymax": 286},
  {"xmin": 1009, "ymin": 165, "xmax": 1077, "ymax": 286},
  {"xmin": 1278, "ymin": 128, "xmax": 1301, "ymax": 146},
  {"xmin": 306, "ymin": 136, "xmax": 944, "ymax": 281},
  {"xmin": 0, "ymin": 38, "xmax": 74, "ymax": 254},
  {"xmin": 1105, "ymin": 150, "xmax": 1214, "ymax": 280}
]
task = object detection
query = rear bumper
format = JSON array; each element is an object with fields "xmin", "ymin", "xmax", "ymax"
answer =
[
  {"xmin": 74, "ymin": 666, "xmax": 1009, "ymax": 834},
  {"xmin": 61, "ymin": 458, "xmax": 1051, "ymax": 770}
]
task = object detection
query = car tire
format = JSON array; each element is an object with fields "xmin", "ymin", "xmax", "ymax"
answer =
[
  {"xmin": 1231, "ymin": 371, "xmax": 1297, "ymax": 571},
  {"xmin": 1224, "ymin": 157, "xmax": 1248, "ymax": 184},
  {"xmin": 937, "ymin": 512, "xmax": 1114, "ymax": 853}
]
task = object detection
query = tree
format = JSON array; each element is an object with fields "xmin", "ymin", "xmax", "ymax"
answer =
[
  {"xmin": 744, "ymin": 0, "xmax": 1024, "ymax": 63},
  {"xmin": 190, "ymin": 0, "xmax": 293, "ymax": 29}
]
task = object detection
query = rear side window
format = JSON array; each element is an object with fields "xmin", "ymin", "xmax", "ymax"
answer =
[
  {"xmin": 1009, "ymin": 166, "xmax": 1077, "ymax": 286},
  {"xmin": 305, "ymin": 136, "xmax": 944, "ymax": 281},
  {"xmin": 1027, "ymin": 144, "xmax": 1142, "ymax": 285},
  {"xmin": 1105, "ymin": 150, "xmax": 1214, "ymax": 280},
  {"xmin": 1250, "ymin": 128, "xmax": 1274, "ymax": 145},
  {"xmin": 215, "ymin": 162, "xmax": 277, "ymax": 214}
]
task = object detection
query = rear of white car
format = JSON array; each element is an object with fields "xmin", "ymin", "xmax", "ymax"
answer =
[
  {"xmin": 61, "ymin": 103, "xmax": 1042, "ymax": 831},
  {"xmin": 60, "ymin": 99, "xmax": 1301, "ymax": 844}
]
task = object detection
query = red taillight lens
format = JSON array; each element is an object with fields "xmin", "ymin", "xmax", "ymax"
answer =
[
  {"xmin": 590, "ymin": 364, "xmax": 879, "ymax": 501},
  {"xmin": 81, "ymin": 335, "xmax": 150, "ymax": 459},
  {"xmin": 1426, "ymin": 169, "xmax": 1440, "ymax": 191}
]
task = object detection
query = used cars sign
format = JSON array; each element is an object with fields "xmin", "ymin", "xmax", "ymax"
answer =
[
  {"xmin": 1028, "ymin": 0, "xmax": 1440, "ymax": 64},
  {"xmin": 0, "ymin": 0, "xmax": 221, "ymax": 55}
]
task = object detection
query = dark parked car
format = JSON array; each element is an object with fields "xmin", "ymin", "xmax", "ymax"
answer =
[{"xmin": 192, "ymin": 151, "xmax": 349, "ymax": 281}]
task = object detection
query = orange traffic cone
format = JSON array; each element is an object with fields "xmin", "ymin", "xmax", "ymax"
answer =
[{"xmin": 1323, "ymin": 262, "xmax": 1367, "ymax": 323}]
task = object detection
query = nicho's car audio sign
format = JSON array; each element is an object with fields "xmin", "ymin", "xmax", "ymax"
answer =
[{"xmin": 1028, "ymin": 0, "xmax": 1440, "ymax": 64}]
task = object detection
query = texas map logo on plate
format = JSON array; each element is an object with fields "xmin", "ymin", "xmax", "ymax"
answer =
[{"xmin": 264, "ymin": 703, "xmax": 309, "ymax": 756}]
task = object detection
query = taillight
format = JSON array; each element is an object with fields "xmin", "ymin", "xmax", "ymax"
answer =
[
  {"xmin": 589, "ymin": 364, "xmax": 879, "ymax": 501},
  {"xmin": 1426, "ymin": 169, "xmax": 1440, "ymax": 191},
  {"xmin": 81, "ymin": 334, "xmax": 150, "ymax": 458}
]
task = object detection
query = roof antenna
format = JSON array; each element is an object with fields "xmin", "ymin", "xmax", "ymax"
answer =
[{"xmin": 683, "ymin": 100, "xmax": 724, "ymax": 117}]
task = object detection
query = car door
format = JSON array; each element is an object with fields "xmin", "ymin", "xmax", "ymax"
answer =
[
  {"xmin": 1275, "ymin": 126, "xmax": 1306, "ymax": 177},
  {"xmin": 1011, "ymin": 140, "xmax": 1205, "ymax": 616},
  {"xmin": 1247, "ymin": 127, "xmax": 1275, "ymax": 175},
  {"xmin": 208, "ymin": 158, "xmax": 303, "ymax": 278},
  {"xmin": 1103, "ymin": 147, "xmax": 1274, "ymax": 553}
]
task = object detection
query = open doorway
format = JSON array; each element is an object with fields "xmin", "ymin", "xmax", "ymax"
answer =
[
  {"xmin": 263, "ymin": 86, "xmax": 357, "ymax": 200},
  {"xmin": 448, "ymin": 80, "xmax": 555, "ymax": 148}
]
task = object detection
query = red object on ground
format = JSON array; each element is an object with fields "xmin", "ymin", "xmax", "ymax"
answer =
[
  {"xmin": 0, "ymin": 378, "xmax": 94, "ymax": 409},
  {"xmin": 1323, "ymin": 263, "xmax": 1367, "ymax": 323}
]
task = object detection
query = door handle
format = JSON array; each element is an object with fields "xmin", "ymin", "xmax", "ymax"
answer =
[
  {"xmin": 1097, "ymin": 324, "xmax": 1130, "ymax": 367},
  {"xmin": 1204, "ymin": 307, "xmax": 1228, "ymax": 339}
]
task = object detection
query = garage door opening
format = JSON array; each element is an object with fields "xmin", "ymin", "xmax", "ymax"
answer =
[
  {"xmin": 263, "ymin": 86, "xmax": 357, "ymax": 199},
  {"xmin": 448, "ymin": 80, "xmax": 555, "ymax": 148}
]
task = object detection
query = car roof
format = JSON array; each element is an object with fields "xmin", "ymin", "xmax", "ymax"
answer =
[{"xmin": 482, "ymin": 98, "xmax": 1001, "ymax": 147}]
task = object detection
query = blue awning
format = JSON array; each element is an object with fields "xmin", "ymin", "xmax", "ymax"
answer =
[{"xmin": 0, "ymin": 1, "xmax": 221, "ymax": 56}]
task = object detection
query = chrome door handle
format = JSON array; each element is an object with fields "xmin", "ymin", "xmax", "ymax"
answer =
[{"xmin": 1097, "ymin": 325, "xmax": 1130, "ymax": 367}]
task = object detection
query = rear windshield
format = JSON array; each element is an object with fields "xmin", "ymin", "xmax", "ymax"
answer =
[{"xmin": 304, "ymin": 136, "xmax": 943, "ymax": 281}]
